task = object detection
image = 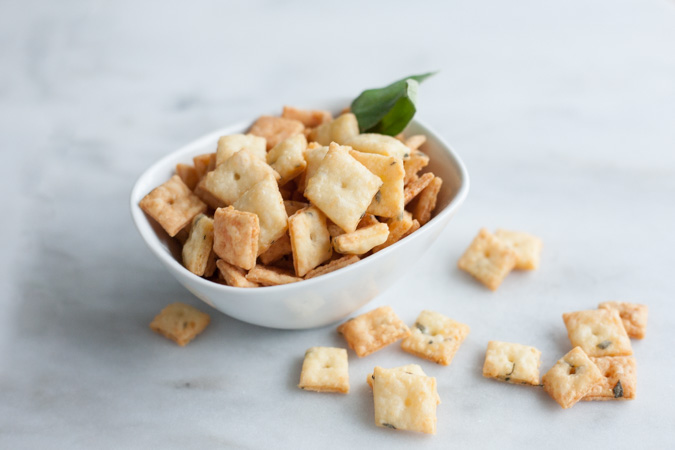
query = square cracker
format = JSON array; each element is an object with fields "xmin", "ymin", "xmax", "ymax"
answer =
[
  {"xmin": 282, "ymin": 106, "xmax": 333, "ymax": 127},
  {"xmin": 482, "ymin": 341, "xmax": 541, "ymax": 385},
  {"xmin": 401, "ymin": 311, "xmax": 470, "ymax": 366},
  {"xmin": 193, "ymin": 153, "xmax": 217, "ymax": 179},
  {"xmin": 337, "ymin": 306, "xmax": 410, "ymax": 357},
  {"xmin": 332, "ymin": 223, "xmax": 390, "ymax": 255},
  {"xmin": 583, "ymin": 356, "xmax": 637, "ymax": 401},
  {"xmin": 300, "ymin": 145, "xmax": 329, "ymax": 193},
  {"xmin": 182, "ymin": 214, "xmax": 215, "ymax": 276},
  {"xmin": 298, "ymin": 347, "xmax": 349, "ymax": 393},
  {"xmin": 542, "ymin": 347, "xmax": 603, "ymax": 409},
  {"xmin": 267, "ymin": 134, "xmax": 308, "ymax": 185},
  {"xmin": 233, "ymin": 175, "xmax": 289, "ymax": 254},
  {"xmin": 201, "ymin": 149, "xmax": 279, "ymax": 206},
  {"xmin": 598, "ymin": 301, "xmax": 648, "ymax": 339},
  {"xmin": 305, "ymin": 143, "xmax": 383, "ymax": 233},
  {"xmin": 307, "ymin": 113, "xmax": 359, "ymax": 145},
  {"xmin": 563, "ymin": 309, "xmax": 633, "ymax": 357},
  {"xmin": 288, "ymin": 206, "xmax": 333, "ymax": 277},
  {"xmin": 457, "ymin": 228, "xmax": 517, "ymax": 291},
  {"xmin": 366, "ymin": 364, "xmax": 439, "ymax": 404},
  {"xmin": 149, "ymin": 302, "xmax": 210, "ymax": 346},
  {"xmin": 349, "ymin": 150, "xmax": 405, "ymax": 218},
  {"xmin": 216, "ymin": 260, "xmax": 258, "ymax": 288},
  {"xmin": 371, "ymin": 366, "xmax": 438, "ymax": 434},
  {"xmin": 139, "ymin": 175, "xmax": 207, "ymax": 237},
  {"xmin": 248, "ymin": 115, "xmax": 304, "ymax": 150},
  {"xmin": 216, "ymin": 134, "xmax": 266, "ymax": 165},
  {"xmin": 495, "ymin": 229, "xmax": 542, "ymax": 270},
  {"xmin": 304, "ymin": 255, "xmax": 360, "ymax": 280},
  {"xmin": 213, "ymin": 206, "xmax": 259, "ymax": 270}
]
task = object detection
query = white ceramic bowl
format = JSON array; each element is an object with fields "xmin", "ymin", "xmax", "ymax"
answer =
[{"xmin": 130, "ymin": 117, "xmax": 469, "ymax": 329}]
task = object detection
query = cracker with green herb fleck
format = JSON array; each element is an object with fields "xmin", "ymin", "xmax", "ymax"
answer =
[
  {"xmin": 182, "ymin": 214, "xmax": 215, "ymax": 276},
  {"xmin": 403, "ymin": 172, "xmax": 434, "ymax": 205},
  {"xmin": 216, "ymin": 260, "xmax": 258, "ymax": 288},
  {"xmin": 213, "ymin": 206, "xmax": 259, "ymax": 271},
  {"xmin": 542, "ymin": 347, "xmax": 603, "ymax": 409},
  {"xmin": 349, "ymin": 150, "xmax": 405, "ymax": 218},
  {"xmin": 332, "ymin": 223, "xmax": 389, "ymax": 255},
  {"xmin": 598, "ymin": 301, "xmax": 648, "ymax": 339},
  {"xmin": 149, "ymin": 302, "xmax": 211, "ymax": 346},
  {"xmin": 563, "ymin": 309, "xmax": 633, "ymax": 357},
  {"xmin": 216, "ymin": 134, "xmax": 266, "ymax": 166},
  {"xmin": 298, "ymin": 347, "xmax": 349, "ymax": 393},
  {"xmin": 267, "ymin": 134, "xmax": 308, "ymax": 185},
  {"xmin": 583, "ymin": 356, "xmax": 636, "ymax": 401},
  {"xmin": 482, "ymin": 341, "xmax": 542, "ymax": 385},
  {"xmin": 248, "ymin": 115, "xmax": 304, "ymax": 150},
  {"xmin": 373, "ymin": 211, "xmax": 414, "ymax": 253},
  {"xmin": 139, "ymin": 175, "xmax": 207, "ymax": 237},
  {"xmin": 288, "ymin": 206, "xmax": 333, "ymax": 277},
  {"xmin": 307, "ymin": 113, "xmax": 359, "ymax": 145},
  {"xmin": 494, "ymin": 229, "xmax": 543, "ymax": 270},
  {"xmin": 457, "ymin": 228, "xmax": 517, "ymax": 291},
  {"xmin": 412, "ymin": 176, "xmax": 442, "ymax": 226},
  {"xmin": 304, "ymin": 144, "xmax": 383, "ymax": 233},
  {"xmin": 245, "ymin": 265, "xmax": 302, "ymax": 286},
  {"xmin": 337, "ymin": 306, "xmax": 410, "ymax": 357},
  {"xmin": 345, "ymin": 133, "xmax": 410, "ymax": 160},
  {"xmin": 233, "ymin": 175, "xmax": 289, "ymax": 254},
  {"xmin": 202, "ymin": 149, "xmax": 280, "ymax": 206},
  {"xmin": 401, "ymin": 310, "xmax": 470, "ymax": 366},
  {"xmin": 304, "ymin": 255, "xmax": 360, "ymax": 280},
  {"xmin": 371, "ymin": 366, "xmax": 438, "ymax": 434}
]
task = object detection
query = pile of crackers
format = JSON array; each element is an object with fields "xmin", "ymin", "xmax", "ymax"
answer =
[
  {"xmin": 139, "ymin": 107, "xmax": 443, "ymax": 287},
  {"xmin": 482, "ymin": 301, "xmax": 647, "ymax": 408},
  {"xmin": 298, "ymin": 306, "xmax": 471, "ymax": 435}
]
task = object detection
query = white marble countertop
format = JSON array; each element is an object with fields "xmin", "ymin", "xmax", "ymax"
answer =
[{"xmin": 2, "ymin": 0, "xmax": 674, "ymax": 448}]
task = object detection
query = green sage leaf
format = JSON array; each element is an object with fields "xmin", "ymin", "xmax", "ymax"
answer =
[{"xmin": 350, "ymin": 72, "xmax": 436, "ymax": 136}]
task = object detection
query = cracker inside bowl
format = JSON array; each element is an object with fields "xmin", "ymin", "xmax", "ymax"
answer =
[{"xmin": 130, "ymin": 103, "xmax": 469, "ymax": 329}]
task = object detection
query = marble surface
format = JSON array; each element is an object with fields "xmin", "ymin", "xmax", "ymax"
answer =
[{"xmin": 2, "ymin": 0, "xmax": 674, "ymax": 448}]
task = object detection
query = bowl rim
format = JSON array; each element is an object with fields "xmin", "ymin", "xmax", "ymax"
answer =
[{"xmin": 130, "ymin": 116, "xmax": 470, "ymax": 293}]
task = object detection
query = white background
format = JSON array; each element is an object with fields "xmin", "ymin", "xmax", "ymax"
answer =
[{"xmin": 1, "ymin": 0, "xmax": 674, "ymax": 448}]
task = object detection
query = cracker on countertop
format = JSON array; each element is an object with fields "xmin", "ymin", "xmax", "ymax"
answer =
[
  {"xmin": 457, "ymin": 228, "xmax": 517, "ymax": 291},
  {"xmin": 371, "ymin": 366, "xmax": 438, "ymax": 434},
  {"xmin": 542, "ymin": 347, "xmax": 603, "ymax": 409},
  {"xmin": 582, "ymin": 356, "xmax": 636, "ymax": 401},
  {"xmin": 598, "ymin": 301, "xmax": 648, "ymax": 339},
  {"xmin": 494, "ymin": 229, "xmax": 543, "ymax": 270},
  {"xmin": 337, "ymin": 306, "xmax": 410, "ymax": 357},
  {"xmin": 482, "ymin": 341, "xmax": 542, "ymax": 385},
  {"xmin": 149, "ymin": 302, "xmax": 210, "ymax": 346},
  {"xmin": 401, "ymin": 310, "xmax": 470, "ymax": 366},
  {"xmin": 298, "ymin": 347, "xmax": 349, "ymax": 393},
  {"xmin": 563, "ymin": 309, "xmax": 633, "ymax": 357}
]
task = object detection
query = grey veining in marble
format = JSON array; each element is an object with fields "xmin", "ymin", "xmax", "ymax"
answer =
[{"xmin": 1, "ymin": 0, "xmax": 674, "ymax": 448}]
